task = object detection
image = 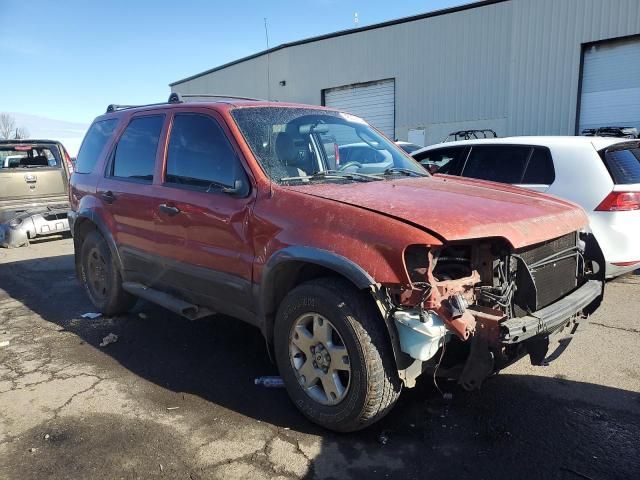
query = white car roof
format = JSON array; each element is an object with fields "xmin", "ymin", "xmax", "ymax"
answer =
[{"xmin": 416, "ymin": 136, "xmax": 633, "ymax": 155}]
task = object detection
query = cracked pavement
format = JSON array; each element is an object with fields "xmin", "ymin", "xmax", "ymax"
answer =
[{"xmin": 0, "ymin": 238, "xmax": 639, "ymax": 479}]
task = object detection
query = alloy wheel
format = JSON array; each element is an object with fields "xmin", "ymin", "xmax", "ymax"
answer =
[{"xmin": 289, "ymin": 313, "xmax": 351, "ymax": 406}]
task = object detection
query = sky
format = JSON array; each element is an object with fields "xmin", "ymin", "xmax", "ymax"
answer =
[{"xmin": 0, "ymin": 0, "xmax": 464, "ymax": 152}]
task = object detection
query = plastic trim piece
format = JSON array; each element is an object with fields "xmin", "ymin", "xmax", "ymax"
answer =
[{"xmin": 500, "ymin": 280, "xmax": 602, "ymax": 344}]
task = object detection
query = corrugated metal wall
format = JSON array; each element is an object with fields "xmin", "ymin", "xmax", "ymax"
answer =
[{"xmin": 172, "ymin": 0, "xmax": 640, "ymax": 145}]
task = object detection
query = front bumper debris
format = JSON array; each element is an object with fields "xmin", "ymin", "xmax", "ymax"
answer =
[
  {"xmin": 500, "ymin": 280, "xmax": 603, "ymax": 344},
  {"xmin": 0, "ymin": 207, "xmax": 70, "ymax": 248},
  {"xmin": 390, "ymin": 279, "xmax": 603, "ymax": 389}
]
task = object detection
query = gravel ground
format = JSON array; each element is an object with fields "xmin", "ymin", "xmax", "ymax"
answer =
[{"xmin": 0, "ymin": 237, "xmax": 639, "ymax": 479}]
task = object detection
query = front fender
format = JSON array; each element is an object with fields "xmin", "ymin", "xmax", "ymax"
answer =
[{"xmin": 260, "ymin": 246, "xmax": 376, "ymax": 316}]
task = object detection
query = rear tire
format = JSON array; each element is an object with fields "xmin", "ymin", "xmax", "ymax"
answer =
[
  {"xmin": 274, "ymin": 277, "xmax": 401, "ymax": 432},
  {"xmin": 79, "ymin": 230, "xmax": 136, "ymax": 316}
]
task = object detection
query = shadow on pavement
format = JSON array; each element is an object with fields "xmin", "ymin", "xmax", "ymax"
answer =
[{"xmin": 1, "ymin": 254, "xmax": 639, "ymax": 479}]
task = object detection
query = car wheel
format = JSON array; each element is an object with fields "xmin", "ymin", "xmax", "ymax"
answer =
[
  {"xmin": 274, "ymin": 277, "xmax": 401, "ymax": 432},
  {"xmin": 80, "ymin": 230, "xmax": 136, "ymax": 316}
]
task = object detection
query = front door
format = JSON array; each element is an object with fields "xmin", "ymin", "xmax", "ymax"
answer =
[{"xmin": 153, "ymin": 110, "xmax": 257, "ymax": 322}]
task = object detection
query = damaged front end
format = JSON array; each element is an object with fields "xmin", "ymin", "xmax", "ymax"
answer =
[{"xmin": 383, "ymin": 231, "xmax": 605, "ymax": 389}]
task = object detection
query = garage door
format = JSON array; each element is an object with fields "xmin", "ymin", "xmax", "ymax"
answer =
[
  {"xmin": 324, "ymin": 79, "xmax": 395, "ymax": 139},
  {"xmin": 579, "ymin": 37, "xmax": 640, "ymax": 133}
]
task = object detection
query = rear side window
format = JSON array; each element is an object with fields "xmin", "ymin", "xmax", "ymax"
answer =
[
  {"xmin": 165, "ymin": 113, "xmax": 240, "ymax": 189},
  {"xmin": 75, "ymin": 119, "xmax": 118, "ymax": 174},
  {"xmin": 462, "ymin": 146, "xmax": 530, "ymax": 183},
  {"xmin": 111, "ymin": 115, "xmax": 164, "ymax": 183},
  {"xmin": 522, "ymin": 147, "xmax": 555, "ymax": 184},
  {"xmin": 602, "ymin": 145, "xmax": 640, "ymax": 184},
  {"xmin": 414, "ymin": 147, "xmax": 466, "ymax": 174}
]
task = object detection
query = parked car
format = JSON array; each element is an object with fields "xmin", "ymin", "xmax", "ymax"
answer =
[
  {"xmin": 412, "ymin": 137, "xmax": 640, "ymax": 277},
  {"xmin": 69, "ymin": 96, "xmax": 605, "ymax": 432},
  {"xmin": 395, "ymin": 141, "xmax": 422, "ymax": 154},
  {"xmin": 0, "ymin": 139, "xmax": 74, "ymax": 247}
]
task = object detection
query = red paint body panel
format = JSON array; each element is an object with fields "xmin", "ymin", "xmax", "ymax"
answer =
[
  {"xmin": 249, "ymin": 185, "xmax": 441, "ymax": 286},
  {"xmin": 285, "ymin": 175, "xmax": 587, "ymax": 249}
]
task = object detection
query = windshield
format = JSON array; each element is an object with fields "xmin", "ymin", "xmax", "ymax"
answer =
[
  {"xmin": 0, "ymin": 145, "xmax": 61, "ymax": 169},
  {"xmin": 231, "ymin": 107, "xmax": 428, "ymax": 184}
]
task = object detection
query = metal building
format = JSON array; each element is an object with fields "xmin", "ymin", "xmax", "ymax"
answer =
[{"xmin": 170, "ymin": 0, "xmax": 640, "ymax": 146}]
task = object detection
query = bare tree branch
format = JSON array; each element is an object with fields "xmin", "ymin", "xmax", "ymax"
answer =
[
  {"xmin": 0, "ymin": 113, "xmax": 16, "ymax": 140},
  {"xmin": 14, "ymin": 127, "xmax": 29, "ymax": 139}
]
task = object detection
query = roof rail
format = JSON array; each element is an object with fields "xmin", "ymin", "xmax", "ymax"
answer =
[
  {"xmin": 105, "ymin": 93, "xmax": 183, "ymax": 113},
  {"xmin": 172, "ymin": 93, "xmax": 265, "ymax": 102},
  {"xmin": 105, "ymin": 93, "xmax": 263, "ymax": 113}
]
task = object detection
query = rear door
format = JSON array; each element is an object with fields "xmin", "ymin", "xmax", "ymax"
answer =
[
  {"xmin": 451, "ymin": 144, "xmax": 554, "ymax": 193},
  {"xmin": 153, "ymin": 109, "xmax": 256, "ymax": 321},
  {"xmin": 96, "ymin": 113, "xmax": 168, "ymax": 284}
]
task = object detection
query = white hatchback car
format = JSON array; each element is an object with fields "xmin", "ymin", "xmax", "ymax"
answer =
[{"xmin": 413, "ymin": 136, "xmax": 640, "ymax": 278}]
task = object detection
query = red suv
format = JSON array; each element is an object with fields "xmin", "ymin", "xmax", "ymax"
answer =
[{"xmin": 69, "ymin": 94, "xmax": 605, "ymax": 432}]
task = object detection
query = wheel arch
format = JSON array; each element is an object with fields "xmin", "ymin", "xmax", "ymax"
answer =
[
  {"xmin": 260, "ymin": 246, "xmax": 374, "ymax": 336},
  {"xmin": 71, "ymin": 211, "xmax": 123, "ymax": 273}
]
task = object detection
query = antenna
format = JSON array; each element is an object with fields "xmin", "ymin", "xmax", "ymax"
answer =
[
  {"xmin": 264, "ymin": 17, "xmax": 271, "ymax": 101},
  {"xmin": 354, "ymin": 12, "xmax": 359, "ymax": 27}
]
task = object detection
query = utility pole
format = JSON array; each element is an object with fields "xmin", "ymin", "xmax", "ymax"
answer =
[{"xmin": 264, "ymin": 18, "xmax": 271, "ymax": 101}]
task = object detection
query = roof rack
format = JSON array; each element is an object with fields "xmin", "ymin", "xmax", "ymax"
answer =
[
  {"xmin": 581, "ymin": 126, "xmax": 639, "ymax": 139},
  {"xmin": 442, "ymin": 129, "xmax": 498, "ymax": 143},
  {"xmin": 105, "ymin": 93, "xmax": 262, "ymax": 113}
]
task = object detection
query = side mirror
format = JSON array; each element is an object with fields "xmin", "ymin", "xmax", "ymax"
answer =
[{"xmin": 221, "ymin": 179, "xmax": 246, "ymax": 196}]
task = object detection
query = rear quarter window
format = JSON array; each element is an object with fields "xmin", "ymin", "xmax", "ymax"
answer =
[
  {"xmin": 601, "ymin": 144, "xmax": 640, "ymax": 184},
  {"xmin": 75, "ymin": 119, "xmax": 119, "ymax": 174},
  {"xmin": 521, "ymin": 147, "xmax": 555, "ymax": 184}
]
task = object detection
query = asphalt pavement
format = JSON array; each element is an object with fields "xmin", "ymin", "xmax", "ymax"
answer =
[{"xmin": 0, "ymin": 237, "xmax": 638, "ymax": 479}]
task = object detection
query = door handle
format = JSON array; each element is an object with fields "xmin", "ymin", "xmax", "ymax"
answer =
[
  {"xmin": 100, "ymin": 191, "xmax": 116, "ymax": 204},
  {"xmin": 158, "ymin": 203, "xmax": 180, "ymax": 216}
]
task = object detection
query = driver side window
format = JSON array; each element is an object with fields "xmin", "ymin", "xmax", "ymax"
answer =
[{"xmin": 165, "ymin": 114, "xmax": 243, "ymax": 191}]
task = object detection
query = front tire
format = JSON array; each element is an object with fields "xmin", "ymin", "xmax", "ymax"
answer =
[
  {"xmin": 274, "ymin": 277, "xmax": 401, "ymax": 432},
  {"xmin": 79, "ymin": 230, "xmax": 136, "ymax": 316}
]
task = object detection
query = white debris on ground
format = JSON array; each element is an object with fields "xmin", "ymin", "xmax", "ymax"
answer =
[
  {"xmin": 99, "ymin": 333, "xmax": 118, "ymax": 347},
  {"xmin": 0, "ymin": 340, "xmax": 10, "ymax": 347},
  {"xmin": 81, "ymin": 312, "xmax": 102, "ymax": 319}
]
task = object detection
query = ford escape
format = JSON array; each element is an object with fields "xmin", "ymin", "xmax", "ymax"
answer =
[{"xmin": 69, "ymin": 94, "xmax": 605, "ymax": 432}]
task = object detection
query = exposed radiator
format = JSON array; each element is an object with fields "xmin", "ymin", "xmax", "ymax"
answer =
[{"xmin": 515, "ymin": 232, "xmax": 579, "ymax": 312}]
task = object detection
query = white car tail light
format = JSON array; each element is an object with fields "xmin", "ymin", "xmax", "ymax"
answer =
[{"xmin": 595, "ymin": 191, "xmax": 640, "ymax": 211}]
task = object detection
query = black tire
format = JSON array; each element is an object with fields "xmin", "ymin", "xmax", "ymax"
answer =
[
  {"xmin": 274, "ymin": 277, "xmax": 401, "ymax": 432},
  {"xmin": 79, "ymin": 230, "xmax": 136, "ymax": 316}
]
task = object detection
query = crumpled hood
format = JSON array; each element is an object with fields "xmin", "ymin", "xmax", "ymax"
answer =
[{"xmin": 284, "ymin": 175, "xmax": 588, "ymax": 249}]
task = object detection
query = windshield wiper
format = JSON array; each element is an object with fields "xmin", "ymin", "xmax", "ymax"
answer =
[
  {"xmin": 325, "ymin": 170, "xmax": 383, "ymax": 181},
  {"xmin": 280, "ymin": 170, "xmax": 381, "ymax": 183},
  {"xmin": 380, "ymin": 167, "xmax": 429, "ymax": 177}
]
